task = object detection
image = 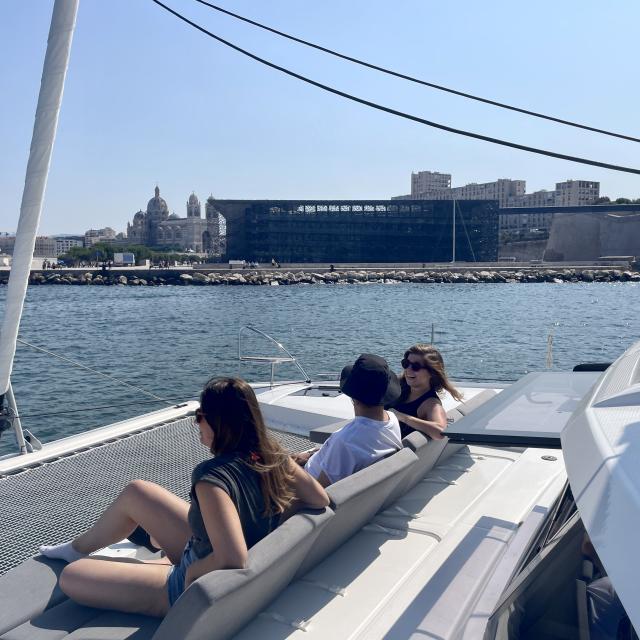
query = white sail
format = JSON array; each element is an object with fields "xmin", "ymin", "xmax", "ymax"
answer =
[{"xmin": 0, "ymin": 0, "xmax": 79, "ymax": 395}]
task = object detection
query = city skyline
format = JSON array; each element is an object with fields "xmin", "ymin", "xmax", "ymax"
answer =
[
  {"xmin": 0, "ymin": 175, "xmax": 614, "ymax": 238},
  {"xmin": 1, "ymin": 0, "xmax": 639, "ymax": 235}
]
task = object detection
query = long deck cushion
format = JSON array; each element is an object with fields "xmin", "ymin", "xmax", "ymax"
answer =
[
  {"xmin": 152, "ymin": 506, "xmax": 334, "ymax": 640},
  {"xmin": 61, "ymin": 611, "xmax": 160, "ymax": 640},
  {"xmin": 1, "ymin": 599, "xmax": 104, "ymax": 640},
  {"xmin": 296, "ymin": 447, "xmax": 418, "ymax": 577},
  {"xmin": 437, "ymin": 390, "xmax": 500, "ymax": 467},
  {"xmin": 383, "ymin": 431, "xmax": 450, "ymax": 507},
  {"xmin": 456, "ymin": 389, "xmax": 497, "ymax": 416},
  {"xmin": 0, "ymin": 557, "xmax": 67, "ymax": 637}
]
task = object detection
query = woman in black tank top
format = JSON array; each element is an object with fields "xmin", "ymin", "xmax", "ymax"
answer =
[{"xmin": 389, "ymin": 344, "xmax": 463, "ymax": 439}]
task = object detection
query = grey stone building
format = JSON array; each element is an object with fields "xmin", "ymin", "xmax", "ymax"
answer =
[{"xmin": 126, "ymin": 187, "xmax": 226, "ymax": 255}]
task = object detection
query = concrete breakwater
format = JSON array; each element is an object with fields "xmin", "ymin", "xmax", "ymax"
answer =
[{"xmin": 2, "ymin": 267, "xmax": 639, "ymax": 286}]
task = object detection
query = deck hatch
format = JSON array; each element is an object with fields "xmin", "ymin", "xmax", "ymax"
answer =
[{"xmin": 445, "ymin": 371, "xmax": 601, "ymax": 448}]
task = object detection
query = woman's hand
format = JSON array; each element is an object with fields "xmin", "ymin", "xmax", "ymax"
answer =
[
  {"xmin": 392, "ymin": 401, "xmax": 448, "ymax": 439},
  {"xmin": 388, "ymin": 408, "xmax": 406, "ymax": 422},
  {"xmin": 291, "ymin": 448, "xmax": 318, "ymax": 466}
]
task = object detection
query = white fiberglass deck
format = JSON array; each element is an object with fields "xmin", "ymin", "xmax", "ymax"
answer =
[
  {"xmin": 235, "ymin": 444, "xmax": 566, "ymax": 639},
  {"xmin": 256, "ymin": 383, "xmax": 499, "ymax": 435}
]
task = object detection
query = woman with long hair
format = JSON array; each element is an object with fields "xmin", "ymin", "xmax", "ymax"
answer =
[
  {"xmin": 390, "ymin": 344, "xmax": 462, "ymax": 440},
  {"xmin": 39, "ymin": 377, "xmax": 329, "ymax": 617}
]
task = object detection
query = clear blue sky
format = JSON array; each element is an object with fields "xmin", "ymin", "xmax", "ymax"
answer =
[{"xmin": 1, "ymin": 0, "xmax": 638, "ymax": 235}]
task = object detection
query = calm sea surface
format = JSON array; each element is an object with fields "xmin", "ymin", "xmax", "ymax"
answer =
[{"xmin": 1, "ymin": 282, "xmax": 638, "ymax": 456}]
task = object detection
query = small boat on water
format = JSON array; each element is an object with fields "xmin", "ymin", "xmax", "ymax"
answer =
[{"xmin": 1, "ymin": 2, "xmax": 638, "ymax": 638}]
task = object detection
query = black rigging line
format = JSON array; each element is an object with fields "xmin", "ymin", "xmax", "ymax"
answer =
[
  {"xmin": 151, "ymin": 0, "xmax": 640, "ymax": 175},
  {"xmin": 191, "ymin": 0, "xmax": 640, "ymax": 144},
  {"xmin": 13, "ymin": 397, "xmax": 197, "ymax": 421}
]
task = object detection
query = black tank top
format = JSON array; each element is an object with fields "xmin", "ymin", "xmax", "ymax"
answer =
[{"xmin": 393, "ymin": 387, "xmax": 439, "ymax": 438}]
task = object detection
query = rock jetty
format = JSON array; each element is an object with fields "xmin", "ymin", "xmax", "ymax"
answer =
[{"xmin": 1, "ymin": 267, "xmax": 639, "ymax": 287}]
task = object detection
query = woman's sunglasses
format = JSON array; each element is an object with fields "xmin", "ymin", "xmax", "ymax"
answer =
[{"xmin": 401, "ymin": 358, "xmax": 429, "ymax": 372}]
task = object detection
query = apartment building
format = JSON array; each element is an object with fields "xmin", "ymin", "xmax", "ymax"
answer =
[
  {"xmin": 84, "ymin": 227, "xmax": 116, "ymax": 247},
  {"xmin": 55, "ymin": 236, "xmax": 84, "ymax": 256},
  {"xmin": 410, "ymin": 171, "xmax": 451, "ymax": 198},
  {"xmin": 403, "ymin": 172, "xmax": 599, "ymax": 208},
  {"xmin": 415, "ymin": 178, "xmax": 526, "ymax": 208},
  {"xmin": 555, "ymin": 180, "xmax": 600, "ymax": 207}
]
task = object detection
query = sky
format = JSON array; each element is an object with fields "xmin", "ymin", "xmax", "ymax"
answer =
[{"xmin": 1, "ymin": 0, "xmax": 639, "ymax": 235}]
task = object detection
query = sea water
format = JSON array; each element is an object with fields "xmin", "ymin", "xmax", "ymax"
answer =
[{"xmin": 0, "ymin": 282, "xmax": 638, "ymax": 455}]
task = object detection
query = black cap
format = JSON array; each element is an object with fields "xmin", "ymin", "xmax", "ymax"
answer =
[{"xmin": 340, "ymin": 354, "xmax": 401, "ymax": 406}]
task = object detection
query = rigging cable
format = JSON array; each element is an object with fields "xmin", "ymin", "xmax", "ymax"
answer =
[
  {"xmin": 191, "ymin": 0, "xmax": 640, "ymax": 144},
  {"xmin": 11, "ymin": 397, "xmax": 197, "ymax": 421},
  {"xmin": 16, "ymin": 338, "xmax": 177, "ymax": 406},
  {"xmin": 150, "ymin": 0, "xmax": 640, "ymax": 175}
]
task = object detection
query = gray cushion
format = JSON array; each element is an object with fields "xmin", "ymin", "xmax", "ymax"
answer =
[
  {"xmin": 296, "ymin": 447, "xmax": 418, "ymax": 577},
  {"xmin": 387, "ymin": 432, "xmax": 450, "ymax": 503},
  {"xmin": 308, "ymin": 419, "xmax": 351, "ymax": 444},
  {"xmin": 0, "ymin": 557, "xmax": 67, "ymax": 636},
  {"xmin": 152, "ymin": 507, "xmax": 334, "ymax": 640},
  {"xmin": 1, "ymin": 599, "xmax": 98, "ymax": 640},
  {"xmin": 456, "ymin": 389, "xmax": 497, "ymax": 416},
  {"xmin": 64, "ymin": 612, "xmax": 159, "ymax": 639}
]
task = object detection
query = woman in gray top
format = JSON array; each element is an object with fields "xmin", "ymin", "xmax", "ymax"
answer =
[{"xmin": 40, "ymin": 377, "xmax": 329, "ymax": 617}]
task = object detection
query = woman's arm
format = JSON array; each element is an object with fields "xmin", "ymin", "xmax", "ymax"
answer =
[
  {"xmin": 185, "ymin": 483, "xmax": 248, "ymax": 587},
  {"xmin": 288, "ymin": 459, "xmax": 330, "ymax": 507},
  {"xmin": 391, "ymin": 398, "xmax": 448, "ymax": 439}
]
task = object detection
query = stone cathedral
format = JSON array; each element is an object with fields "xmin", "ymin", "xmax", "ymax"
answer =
[{"xmin": 127, "ymin": 186, "xmax": 226, "ymax": 255}]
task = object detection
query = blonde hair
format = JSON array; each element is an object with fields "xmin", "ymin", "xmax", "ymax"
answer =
[
  {"xmin": 401, "ymin": 344, "xmax": 463, "ymax": 402},
  {"xmin": 200, "ymin": 377, "xmax": 295, "ymax": 516}
]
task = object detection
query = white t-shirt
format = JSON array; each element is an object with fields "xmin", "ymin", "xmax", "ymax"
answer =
[{"xmin": 305, "ymin": 412, "xmax": 402, "ymax": 485}]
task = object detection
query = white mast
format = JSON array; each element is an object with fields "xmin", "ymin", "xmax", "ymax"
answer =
[{"xmin": 0, "ymin": 1, "xmax": 79, "ymax": 431}]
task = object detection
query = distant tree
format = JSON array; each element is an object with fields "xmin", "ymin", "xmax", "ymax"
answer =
[
  {"xmin": 594, "ymin": 197, "xmax": 611, "ymax": 204},
  {"xmin": 615, "ymin": 197, "xmax": 632, "ymax": 204}
]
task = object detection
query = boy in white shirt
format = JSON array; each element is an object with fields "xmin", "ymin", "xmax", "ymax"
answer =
[{"xmin": 301, "ymin": 354, "xmax": 402, "ymax": 487}]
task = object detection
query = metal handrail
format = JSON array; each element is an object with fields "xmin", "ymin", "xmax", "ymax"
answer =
[{"xmin": 238, "ymin": 326, "xmax": 311, "ymax": 386}]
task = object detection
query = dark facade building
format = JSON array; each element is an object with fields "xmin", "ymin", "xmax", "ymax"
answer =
[{"xmin": 218, "ymin": 199, "xmax": 499, "ymax": 263}]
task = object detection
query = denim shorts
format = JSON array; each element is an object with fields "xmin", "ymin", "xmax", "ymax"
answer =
[{"xmin": 166, "ymin": 539, "xmax": 198, "ymax": 606}]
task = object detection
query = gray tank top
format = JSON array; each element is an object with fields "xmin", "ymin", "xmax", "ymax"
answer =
[{"xmin": 187, "ymin": 453, "xmax": 279, "ymax": 559}]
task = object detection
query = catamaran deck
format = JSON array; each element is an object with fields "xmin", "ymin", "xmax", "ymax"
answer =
[
  {"xmin": 0, "ymin": 376, "xmax": 592, "ymax": 639},
  {"xmin": 0, "ymin": 413, "xmax": 313, "ymax": 578}
]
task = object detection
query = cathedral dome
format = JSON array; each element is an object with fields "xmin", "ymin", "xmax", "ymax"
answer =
[
  {"xmin": 133, "ymin": 210, "xmax": 145, "ymax": 221},
  {"xmin": 168, "ymin": 212, "xmax": 180, "ymax": 220},
  {"xmin": 188, "ymin": 193, "xmax": 199, "ymax": 205},
  {"xmin": 147, "ymin": 186, "xmax": 169, "ymax": 216}
]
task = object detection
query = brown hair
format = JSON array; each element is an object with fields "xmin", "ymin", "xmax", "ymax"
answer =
[
  {"xmin": 199, "ymin": 377, "xmax": 294, "ymax": 516},
  {"xmin": 400, "ymin": 344, "xmax": 463, "ymax": 402}
]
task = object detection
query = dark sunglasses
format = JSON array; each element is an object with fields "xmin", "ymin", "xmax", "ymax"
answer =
[{"xmin": 401, "ymin": 358, "xmax": 429, "ymax": 372}]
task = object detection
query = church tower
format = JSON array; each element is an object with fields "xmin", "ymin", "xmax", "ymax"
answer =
[{"xmin": 187, "ymin": 193, "xmax": 201, "ymax": 218}]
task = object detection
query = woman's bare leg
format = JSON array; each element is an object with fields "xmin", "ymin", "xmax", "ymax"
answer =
[
  {"xmin": 60, "ymin": 557, "xmax": 171, "ymax": 617},
  {"xmin": 73, "ymin": 480, "xmax": 191, "ymax": 564}
]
